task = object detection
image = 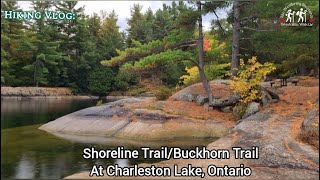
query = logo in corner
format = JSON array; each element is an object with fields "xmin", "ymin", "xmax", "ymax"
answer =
[{"xmin": 279, "ymin": 2, "xmax": 314, "ymax": 27}]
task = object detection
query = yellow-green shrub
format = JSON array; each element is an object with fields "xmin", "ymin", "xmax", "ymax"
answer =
[
  {"xmin": 180, "ymin": 66, "xmax": 199, "ymax": 86},
  {"xmin": 230, "ymin": 56, "xmax": 276, "ymax": 105},
  {"xmin": 155, "ymin": 86, "xmax": 172, "ymax": 100},
  {"xmin": 180, "ymin": 63, "xmax": 230, "ymax": 86}
]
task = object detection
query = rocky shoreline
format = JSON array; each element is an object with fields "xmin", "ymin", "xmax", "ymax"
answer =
[
  {"xmin": 34, "ymin": 79, "xmax": 319, "ymax": 179},
  {"xmin": 1, "ymin": 86, "xmax": 75, "ymax": 97},
  {"xmin": 65, "ymin": 85, "xmax": 319, "ymax": 179}
]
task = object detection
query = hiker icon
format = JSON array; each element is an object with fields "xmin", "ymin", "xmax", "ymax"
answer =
[
  {"xmin": 285, "ymin": 9, "xmax": 295, "ymax": 22},
  {"xmin": 297, "ymin": 8, "xmax": 307, "ymax": 22}
]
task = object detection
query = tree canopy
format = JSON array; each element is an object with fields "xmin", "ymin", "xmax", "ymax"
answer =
[{"xmin": 1, "ymin": 1, "xmax": 318, "ymax": 95}]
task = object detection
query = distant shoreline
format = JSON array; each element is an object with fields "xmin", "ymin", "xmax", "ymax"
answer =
[
  {"xmin": 1, "ymin": 86, "xmax": 75, "ymax": 97},
  {"xmin": 1, "ymin": 95, "xmax": 99, "ymax": 100}
]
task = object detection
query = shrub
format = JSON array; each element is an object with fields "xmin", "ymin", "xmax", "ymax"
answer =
[
  {"xmin": 126, "ymin": 87, "xmax": 147, "ymax": 96},
  {"xmin": 155, "ymin": 86, "xmax": 172, "ymax": 100},
  {"xmin": 230, "ymin": 56, "xmax": 276, "ymax": 105},
  {"xmin": 180, "ymin": 63, "xmax": 230, "ymax": 86},
  {"xmin": 205, "ymin": 63, "xmax": 230, "ymax": 80},
  {"xmin": 114, "ymin": 80, "xmax": 129, "ymax": 91},
  {"xmin": 180, "ymin": 66, "xmax": 199, "ymax": 86},
  {"xmin": 232, "ymin": 103, "xmax": 247, "ymax": 120},
  {"xmin": 114, "ymin": 64, "xmax": 139, "ymax": 90},
  {"xmin": 159, "ymin": 62, "xmax": 186, "ymax": 86},
  {"xmin": 88, "ymin": 66, "xmax": 114, "ymax": 96}
]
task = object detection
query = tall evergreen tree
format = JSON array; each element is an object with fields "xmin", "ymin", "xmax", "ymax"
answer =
[
  {"xmin": 126, "ymin": 4, "xmax": 146, "ymax": 46},
  {"xmin": 1, "ymin": 1, "xmax": 26, "ymax": 85},
  {"xmin": 152, "ymin": 4, "xmax": 173, "ymax": 40},
  {"xmin": 18, "ymin": 1, "xmax": 67, "ymax": 87},
  {"xmin": 98, "ymin": 10, "xmax": 124, "ymax": 60}
]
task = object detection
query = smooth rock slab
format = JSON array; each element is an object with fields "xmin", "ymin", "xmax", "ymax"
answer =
[{"xmin": 39, "ymin": 98, "xmax": 231, "ymax": 140}]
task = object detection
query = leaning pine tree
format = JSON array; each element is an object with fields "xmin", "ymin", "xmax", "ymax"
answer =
[{"xmin": 101, "ymin": 1, "xmax": 233, "ymax": 108}]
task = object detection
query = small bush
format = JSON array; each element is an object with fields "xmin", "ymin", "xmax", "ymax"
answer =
[
  {"xmin": 230, "ymin": 56, "xmax": 276, "ymax": 105},
  {"xmin": 180, "ymin": 63, "xmax": 230, "ymax": 86},
  {"xmin": 114, "ymin": 65, "xmax": 139, "ymax": 90},
  {"xmin": 205, "ymin": 63, "xmax": 230, "ymax": 80},
  {"xmin": 126, "ymin": 87, "xmax": 147, "ymax": 96},
  {"xmin": 114, "ymin": 80, "xmax": 129, "ymax": 91},
  {"xmin": 180, "ymin": 66, "xmax": 199, "ymax": 86},
  {"xmin": 159, "ymin": 62, "xmax": 186, "ymax": 86},
  {"xmin": 155, "ymin": 86, "xmax": 172, "ymax": 100},
  {"xmin": 232, "ymin": 103, "xmax": 247, "ymax": 120},
  {"xmin": 88, "ymin": 66, "xmax": 114, "ymax": 96}
]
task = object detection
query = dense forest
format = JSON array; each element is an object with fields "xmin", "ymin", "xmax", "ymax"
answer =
[{"xmin": 1, "ymin": 1, "xmax": 319, "ymax": 95}]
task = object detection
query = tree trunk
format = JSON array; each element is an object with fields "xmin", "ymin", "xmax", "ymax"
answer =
[
  {"xmin": 197, "ymin": 1, "xmax": 214, "ymax": 105},
  {"xmin": 231, "ymin": 0, "xmax": 240, "ymax": 76}
]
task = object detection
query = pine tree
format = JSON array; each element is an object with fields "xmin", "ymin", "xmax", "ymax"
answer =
[
  {"xmin": 18, "ymin": 1, "xmax": 67, "ymax": 87},
  {"xmin": 126, "ymin": 4, "xmax": 147, "ymax": 46},
  {"xmin": 144, "ymin": 8, "xmax": 154, "ymax": 42},
  {"xmin": 98, "ymin": 10, "xmax": 124, "ymax": 60},
  {"xmin": 1, "ymin": 1, "xmax": 25, "ymax": 85},
  {"xmin": 152, "ymin": 4, "xmax": 173, "ymax": 40}
]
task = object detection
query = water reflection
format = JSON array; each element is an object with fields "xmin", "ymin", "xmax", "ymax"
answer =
[
  {"xmin": 1, "ymin": 98, "xmax": 99, "ymax": 129},
  {"xmin": 15, "ymin": 154, "xmax": 36, "ymax": 179},
  {"xmin": 115, "ymin": 159, "xmax": 129, "ymax": 167},
  {"xmin": 1, "ymin": 98, "xmax": 216, "ymax": 179}
]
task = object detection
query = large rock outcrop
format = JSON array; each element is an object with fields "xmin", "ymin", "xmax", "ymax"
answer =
[
  {"xmin": 171, "ymin": 80, "xmax": 233, "ymax": 104},
  {"xmin": 39, "ymin": 98, "xmax": 231, "ymax": 140}
]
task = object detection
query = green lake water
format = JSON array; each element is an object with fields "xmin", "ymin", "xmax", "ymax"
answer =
[{"xmin": 1, "ymin": 98, "xmax": 216, "ymax": 179}]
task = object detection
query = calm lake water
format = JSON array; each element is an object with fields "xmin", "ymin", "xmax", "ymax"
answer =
[{"xmin": 1, "ymin": 97, "xmax": 216, "ymax": 179}]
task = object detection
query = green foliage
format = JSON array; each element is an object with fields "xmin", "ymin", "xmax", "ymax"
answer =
[
  {"xmin": 102, "ymin": 43, "xmax": 194, "ymax": 86},
  {"xmin": 158, "ymin": 62, "xmax": 186, "ymax": 86},
  {"xmin": 2, "ymin": 0, "xmax": 318, "ymax": 95},
  {"xmin": 224, "ymin": 0, "xmax": 319, "ymax": 77},
  {"xmin": 1, "ymin": 76, "xmax": 5, "ymax": 85},
  {"xmin": 230, "ymin": 57, "xmax": 276, "ymax": 105},
  {"xmin": 101, "ymin": 40, "xmax": 165, "ymax": 67},
  {"xmin": 204, "ymin": 35, "xmax": 230, "ymax": 63},
  {"xmin": 273, "ymin": 54, "xmax": 317, "ymax": 78},
  {"xmin": 114, "ymin": 64, "xmax": 139, "ymax": 90},
  {"xmin": 88, "ymin": 66, "xmax": 114, "ymax": 95},
  {"xmin": 133, "ymin": 50, "xmax": 195, "ymax": 71},
  {"xmin": 205, "ymin": 63, "xmax": 230, "ymax": 80},
  {"xmin": 126, "ymin": 4, "xmax": 147, "ymax": 46},
  {"xmin": 126, "ymin": 87, "xmax": 147, "ymax": 96},
  {"xmin": 22, "ymin": 54, "xmax": 49, "ymax": 87},
  {"xmin": 180, "ymin": 63, "xmax": 230, "ymax": 86},
  {"xmin": 232, "ymin": 103, "xmax": 247, "ymax": 120},
  {"xmin": 155, "ymin": 86, "xmax": 173, "ymax": 100},
  {"xmin": 180, "ymin": 66, "xmax": 201, "ymax": 86},
  {"xmin": 98, "ymin": 10, "xmax": 124, "ymax": 60}
]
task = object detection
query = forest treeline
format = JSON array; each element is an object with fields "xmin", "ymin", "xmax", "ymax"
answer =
[{"xmin": 1, "ymin": 1, "xmax": 319, "ymax": 95}]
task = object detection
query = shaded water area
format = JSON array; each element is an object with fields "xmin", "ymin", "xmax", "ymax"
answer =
[{"xmin": 1, "ymin": 97, "xmax": 217, "ymax": 179}]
